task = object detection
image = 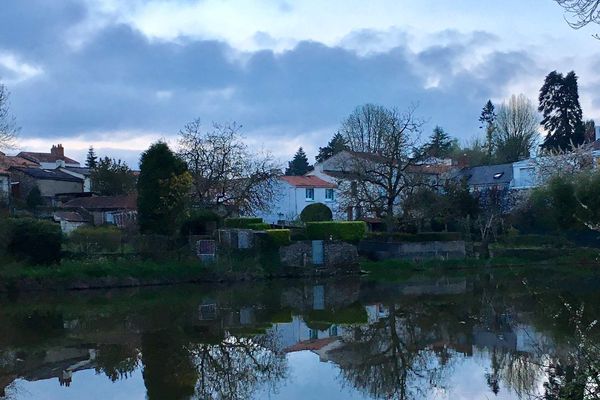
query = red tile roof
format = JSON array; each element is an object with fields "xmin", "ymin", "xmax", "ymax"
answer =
[
  {"xmin": 0, "ymin": 154, "xmax": 39, "ymax": 169},
  {"xmin": 0, "ymin": 168, "xmax": 9, "ymax": 176},
  {"xmin": 63, "ymin": 194, "xmax": 137, "ymax": 210},
  {"xmin": 53, "ymin": 211, "xmax": 88, "ymax": 222},
  {"xmin": 280, "ymin": 175, "xmax": 336, "ymax": 188}
]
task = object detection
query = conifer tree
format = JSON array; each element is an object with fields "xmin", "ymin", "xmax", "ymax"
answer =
[
  {"xmin": 85, "ymin": 146, "xmax": 98, "ymax": 169},
  {"xmin": 285, "ymin": 147, "xmax": 311, "ymax": 176},
  {"xmin": 479, "ymin": 100, "xmax": 496, "ymax": 163},
  {"xmin": 315, "ymin": 132, "xmax": 349, "ymax": 163},
  {"xmin": 422, "ymin": 126, "xmax": 455, "ymax": 159},
  {"xmin": 539, "ymin": 70, "xmax": 585, "ymax": 151}
]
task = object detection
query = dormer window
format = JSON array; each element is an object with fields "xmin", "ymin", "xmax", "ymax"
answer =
[{"xmin": 493, "ymin": 172, "xmax": 504, "ymax": 179}]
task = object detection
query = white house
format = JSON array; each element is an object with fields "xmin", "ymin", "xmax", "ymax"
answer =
[
  {"xmin": 258, "ymin": 175, "xmax": 340, "ymax": 224},
  {"xmin": 0, "ymin": 169, "xmax": 9, "ymax": 208}
]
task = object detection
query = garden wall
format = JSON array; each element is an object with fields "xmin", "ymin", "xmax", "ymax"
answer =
[{"xmin": 358, "ymin": 240, "xmax": 466, "ymax": 260}]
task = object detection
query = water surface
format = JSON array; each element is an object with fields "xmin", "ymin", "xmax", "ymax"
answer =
[{"xmin": 1, "ymin": 267, "xmax": 599, "ymax": 399}]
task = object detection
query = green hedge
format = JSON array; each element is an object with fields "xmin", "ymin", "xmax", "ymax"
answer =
[
  {"xmin": 265, "ymin": 229, "xmax": 291, "ymax": 246},
  {"xmin": 365, "ymin": 232, "xmax": 462, "ymax": 242},
  {"xmin": 224, "ymin": 217, "xmax": 263, "ymax": 229},
  {"xmin": 248, "ymin": 222, "xmax": 271, "ymax": 231},
  {"xmin": 180, "ymin": 210, "xmax": 221, "ymax": 235},
  {"xmin": 300, "ymin": 203, "xmax": 333, "ymax": 222},
  {"xmin": 7, "ymin": 218, "xmax": 62, "ymax": 265},
  {"xmin": 69, "ymin": 225, "xmax": 122, "ymax": 253},
  {"xmin": 306, "ymin": 221, "xmax": 366, "ymax": 242}
]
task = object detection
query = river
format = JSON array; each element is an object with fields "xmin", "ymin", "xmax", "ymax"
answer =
[{"xmin": 1, "ymin": 267, "xmax": 599, "ymax": 399}]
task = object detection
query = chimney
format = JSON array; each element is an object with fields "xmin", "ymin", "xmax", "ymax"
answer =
[{"xmin": 51, "ymin": 144, "xmax": 65, "ymax": 158}]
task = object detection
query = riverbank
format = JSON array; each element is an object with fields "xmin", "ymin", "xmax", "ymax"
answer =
[{"xmin": 1, "ymin": 246, "xmax": 599, "ymax": 292}]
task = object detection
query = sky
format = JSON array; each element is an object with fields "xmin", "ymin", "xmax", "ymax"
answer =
[{"xmin": 1, "ymin": 0, "xmax": 600, "ymax": 167}]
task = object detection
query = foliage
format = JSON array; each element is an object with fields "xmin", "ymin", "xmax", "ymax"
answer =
[
  {"xmin": 300, "ymin": 203, "xmax": 333, "ymax": 222},
  {"xmin": 137, "ymin": 141, "xmax": 190, "ymax": 235},
  {"xmin": 497, "ymin": 234, "xmax": 573, "ymax": 248},
  {"xmin": 178, "ymin": 119, "xmax": 280, "ymax": 216},
  {"xmin": 69, "ymin": 225, "xmax": 122, "ymax": 253},
  {"xmin": 179, "ymin": 210, "xmax": 221, "ymax": 235},
  {"xmin": 494, "ymin": 94, "xmax": 539, "ymax": 163},
  {"xmin": 6, "ymin": 218, "xmax": 62, "ymax": 265},
  {"xmin": 555, "ymin": 0, "xmax": 600, "ymax": 37},
  {"xmin": 224, "ymin": 217, "xmax": 263, "ymax": 229},
  {"xmin": 305, "ymin": 221, "xmax": 366, "ymax": 242},
  {"xmin": 91, "ymin": 157, "xmax": 137, "ymax": 196},
  {"xmin": 265, "ymin": 229, "xmax": 291, "ymax": 246},
  {"xmin": 539, "ymin": 70, "xmax": 585, "ymax": 151},
  {"xmin": 285, "ymin": 147, "xmax": 311, "ymax": 175},
  {"xmin": 450, "ymin": 136, "xmax": 489, "ymax": 167},
  {"xmin": 86, "ymin": 145, "xmax": 98, "ymax": 168},
  {"xmin": 584, "ymin": 119, "xmax": 596, "ymax": 142},
  {"xmin": 0, "ymin": 83, "xmax": 19, "ymax": 151},
  {"xmin": 248, "ymin": 222, "xmax": 271, "ymax": 231},
  {"xmin": 421, "ymin": 126, "xmax": 457, "ymax": 159},
  {"xmin": 315, "ymin": 132, "xmax": 349, "ymax": 163},
  {"xmin": 26, "ymin": 186, "xmax": 43, "ymax": 209}
]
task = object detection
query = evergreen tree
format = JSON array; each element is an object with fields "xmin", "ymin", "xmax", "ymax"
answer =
[
  {"xmin": 315, "ymin": 132, "xmax": 348, "ymax": 163},
  {"xmin": 422, "ymin": 126, "xmax": 455, "ymax": 158},
  {"xmin": 539, "ymin": 70, "xmax": 585, "ymax": 151},
  {"xmin": 285, "ymin": 147, "xmax": 311, "ymax": 176},
  {"xmin": 137, "ymin": 141, "xmax": 191, "ymax": 235},
  {"xmin": 85, "ymin": 146, "xmax": 98, "ymax": 169},
  {"xmin": 91, "ymin": 157, "xmax": 137, "ymax": 196},
  {"xmin": 479, "ymin": 100, "xmax": 496, "ymax": 163}
]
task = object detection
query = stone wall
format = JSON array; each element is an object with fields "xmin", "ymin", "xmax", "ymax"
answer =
[
  {"xmin": 279, "ymin": 240, "xmax": 358, "ymax": 270},
  {"xmin": 359, "ymin": 240, "xmax": 466, "ymax": 261}
]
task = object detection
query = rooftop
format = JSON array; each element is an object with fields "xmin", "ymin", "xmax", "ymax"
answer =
[
  {"xmin": 63, "ymin": 194, "xmax": 137, "ymax": 210},
  {"xmin": 18, "ymin": 144, "xmax": 80, "ymax": 166},
  {"xmin": 455, "ymin": 163, "xmax": 514, "ymax": 186},
  {"xmin": 280, "ymin": 175, "xmax": 336, "ymax": 188},
  {"xmin": 11, "ymin": 167, "xmax": 84, "ymax": 183}
]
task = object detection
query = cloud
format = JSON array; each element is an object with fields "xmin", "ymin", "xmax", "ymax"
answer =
[{"xmin": 1, "ymin": 1, "xmax": 591, "ymax": 166}]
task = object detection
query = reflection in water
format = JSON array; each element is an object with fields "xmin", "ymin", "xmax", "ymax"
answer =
[{"xmin": 0, "ymin": 270, "xmax": 599, "ymax": 399}]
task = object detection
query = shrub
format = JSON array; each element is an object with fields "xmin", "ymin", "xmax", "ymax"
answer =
[
  {"xmin": 305, "ymin": 221, "xmax": 366, "ymax": 242},
  {"xmin": 7, "ymin": 218, "xmax": 62, "ymax": 265},
  {"xmin": 365, "ymin": 232, "xmax": 462, "ymax": 242},
  {"xmin": 69, "ymin": 225, "xmax": 122, "ymax": 253},
  {"xmin": 265, "ymin": 229, "xmax": 291, "ymax": 246},
  {"xmin": 224, "ymin": 217, "xmax": 263, "ymax": 229},
  {"xmin": 26, "ymin": 186, "xmax": 44, "ymax": 209},
  {"xmin": 180, "ymin": 210, "xmax": 221, "ymax": 235},
  {"xmin": 300, "ymin": 203, "xmax": 333, "ymax": 222},
  {"xmin": 248, "ymin": 222, "xmax": 271, "ymax": 231}
]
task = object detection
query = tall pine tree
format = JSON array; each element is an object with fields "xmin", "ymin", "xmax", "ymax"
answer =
[
  {"xmin": 315, "ymin": 132, "xmax": 349, "ymax": 163},
  {"xmin": 285, "ymin": 147, "xmax": 311, "ymax": 176},
  {"xmin": 422, "ymin": 126, "xmax": 455, "ymax": 159},
  {"xmin": 85, "ymin": 146, "xmax": 98, "ymax": 169},
  {"xmin": 479, "ymin": 100, "xmax": 496, "ymax": 163},
  {"xmin": 539, "ymin": 70, "xmax": 585, "ymax": 151}
]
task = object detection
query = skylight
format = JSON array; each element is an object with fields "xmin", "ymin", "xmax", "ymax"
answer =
[{"xmin": 493, "ymin": 172, "xmax": 504, "ymax": 179}]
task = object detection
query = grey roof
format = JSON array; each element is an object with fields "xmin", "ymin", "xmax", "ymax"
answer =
[
  {"xmin": 63, "ymin": 167, "xmax": 92, "ymax": 176},
  {"xmin": 11, "ymin": 167, "xmax": 84, "ymax": 183},
  {"xmin": 455, "ymin": 163, "xmax": 514, "ymax": 187}
]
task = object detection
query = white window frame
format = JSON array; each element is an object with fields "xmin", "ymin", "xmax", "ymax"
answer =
[
  {"xmin": 325, "ymin": 188, "xmax": 334, "ymax": 201},
  {"xmin": 305, "ymin": 188, "xmax": 315, "ymax": 201}
]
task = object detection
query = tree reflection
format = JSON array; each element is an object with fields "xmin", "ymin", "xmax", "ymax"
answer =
[
  {"xmin": 333, "ymin": 304, "xmax": 452, "ymax": 399},
  {"xmin": 141, "ymin": 329, "xmax": 286, "ymax": 400},
  {"xmin": 94, "ymin": 344, "xmax": 140, "ymax": 382}
]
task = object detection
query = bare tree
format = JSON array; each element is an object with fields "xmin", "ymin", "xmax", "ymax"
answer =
[
  {"xmin": 336, "ymin": 104, "xmax": 426, "ymax": 231},
  {"xmin": 178, "ymin": 119, "xmax": 280, "ymax": 216},
  {"xmin": 556, "ymin": 0, "xmax": 600, "ymax": 37},
  {"xmin": 0, "ymin": 84, "xmax": 18, "ymax": 151},
  {"xmin": 493, "ymin": 94, "xmax": 540, "ymax": 163}
]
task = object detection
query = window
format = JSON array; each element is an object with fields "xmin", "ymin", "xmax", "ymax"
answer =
[
  {"xmin": 325, "ymin": 188, "xmax": 334, "ymax": 201},
  {"xmin": 305, "ymin": 188, "xmax": 314, "ymax": 201}
]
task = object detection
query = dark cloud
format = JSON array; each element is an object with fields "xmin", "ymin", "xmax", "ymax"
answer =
[{"xmin": 0, "ymin": 3, "xmax": 540, "ymax": 155}]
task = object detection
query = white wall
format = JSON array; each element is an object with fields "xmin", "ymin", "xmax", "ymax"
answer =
[
  {"xmin": 257, "ymin": 180, "xmax": 340, "ymax": 224},
  {"xmin": 0, "ymin": 175, "xmax": 9, "ymax": 205}
]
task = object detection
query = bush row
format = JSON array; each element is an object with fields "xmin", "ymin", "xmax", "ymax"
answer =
[
  {"xmin": 248, "ymin": 222, "xmax": 271, "ymax": 231},
  {"xmin": 497, "ymin": 234, "xmax": 573, "ymax": 248},
  {"xmin": 305, "ymin": 221, "xmax": 366, "ymax": 242},
  {"xmin": 1, "ymin": 218, "xmax": 62, "ymax": 265},
  {"xmin": 265, "ymin": 229, "xmax": 291, "ymax": 246}
]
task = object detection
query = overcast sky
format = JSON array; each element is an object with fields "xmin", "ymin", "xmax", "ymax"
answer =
[{"xmin": 2, "ymin": 0, "xmax": 599, "ymax": 167}]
